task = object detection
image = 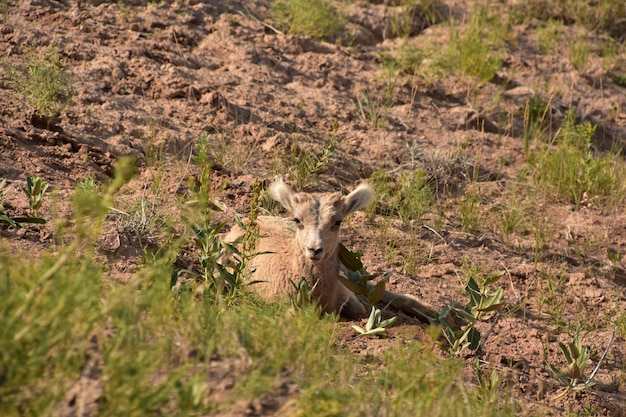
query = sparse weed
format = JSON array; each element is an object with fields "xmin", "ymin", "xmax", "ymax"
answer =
[
  {"xmin": 489, "ymin": 203, "xmax": 528, "ymax": 243},
  {"xmin": 195, "ymin": 132, "xmax": 259, "ymax": 174},
  {"xmin": 522, "ymin": 96, "xmax": 552, "ymax": 154},
  {"xmin": 569, "ymin": 32, "xmax": 591, "ymax": 72},
  {"xmin": 275, "ymin": 134, "xmax": 336, "ymax": 190},
  {"xmin": 388, "ymin": 0, "xmax": 422, "ymax": 39},
  {"xmin": 353, "ymin": 306, "xmax": 397, "ymax": 338},
  {"xmin": 356, "ymin": 74, "xmax": 397, "ymax": 130},
  {"xmin": 528, "ymin": 111, "xmax": 626, "ymax": 208},
  {"xmin": 425, "ymin": 267, "xmax": 505, "ymax": 355},
  {"xmin": 269, "ymin": 0, "xmax": 341, "ymax": 39},
  {"xmin": 547, "ymin": 332, "xmax": 597, "ymax": 399},
  {"xmin": 535, "ymin": 19, "xmax": 563, "ymax": 53},
  {"xmin": 5, "ymin": 46, "xmax": 74, "ymax": 125},
  {"xmin": 536, "ymin": 268, "xmax": 567, "ymax": 326},
  {"xmin": 460, "ymin": 191, "xmax": 483, "ymax": 233},
  {"xmin": 2, "ymin": 0, "xmax": 8, "ymax": 24},
  {"xmin": 368, "ymin": 169, "xmax": 433, "ymax": 226},
  {"xmin": 22, "ymin": 176, "xmax": 48, "ymax": 216}
]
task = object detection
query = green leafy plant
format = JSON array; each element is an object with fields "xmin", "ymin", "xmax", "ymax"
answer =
[
  {"xmin": 547, "ymin": 333, "xmax": 597, "ymax": 399},
  {"xmin": 353, "ymin": 306, "xmax": 397, "ymax": 337},
  {"xmin": 174, "ymin": 178, "xmax": 261, "ymax": 304},
  {"xmin": 5, "ymin": 46, "xmax": 74, "ymax": 124},
  {"xmin": 476, "ymin": 366, "xmax": 500, "ymax": 404},
  {"xmin": 22, "ymin": 176, "xmax": 48, "ymax": 216},
  {"xmin": 425, "ymin": 271, "xmax": 505, "ymax": 355},
  {"xmin": 368, "ymin": 170, "xmax": 433, "ymax": 225},
  {"xmin": 276, "ymin": 133, "xmax": 337, "ymax": 190},
  {"xmin": 528, "ymin": 110, "xmax": 626, "ymax": 208},
  {"xmin": 338, "ymin": 243, "xmax": 391, "ymax": 307},
  {"xmin": 289, "ymin": 277, "xmax": 318, "ymax": 310},
  {"xmin": 269, "ymin": 0, "xmax": 341, "ymax": 39},
  {"xmin": 0, "ymin": 179, "xmax": 46, "ymax": 228}
]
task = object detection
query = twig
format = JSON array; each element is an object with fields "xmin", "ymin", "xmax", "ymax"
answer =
[
  {"xmin": 586, "ymin": 326, "xmax": 617, "ymax": 383},
  {"xmin": 422, "ymin": 224, "xmax": 447, "ymax": 245},
  {"xmin": 237, "ymin": 7, "xmax": 285, "ymax": 36},
  {"xmin": 478, "ymin": 309, "xmax": 503, "ymax": 354}
]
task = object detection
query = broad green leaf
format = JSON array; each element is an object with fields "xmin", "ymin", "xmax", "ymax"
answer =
[
  {"xmin": 338, "ymin": 242, "xmax": 364, "ymax": 271},
  {"xmin": 368, "ymin": 280, "xmax": 386, "ymax": 306}
]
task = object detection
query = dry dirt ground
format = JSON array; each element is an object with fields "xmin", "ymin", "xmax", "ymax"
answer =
[{"xmin": 1, "ymin": 0, "xmax": 626, "ymax": 415}]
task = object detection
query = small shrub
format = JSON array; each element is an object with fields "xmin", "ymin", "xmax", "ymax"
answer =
[
  {"xmin": 569, "ymin": 33, "xmax": 591, "ymax": 72},
  {"xmin": 528, "ymin": 111, "xmax": 626, "ymax": 208},
  {"xmin": 269, "ymin": 0, "xmax": 341, "ymax": 39},
  {"xmin": 535, "ymin": 19, "xmax": 563, "ymax": 53},
  {"xmin": 5, "ymin": 46, "xmax": 74, "ymax": 123},
  {"xmin": 368, "ymin": 170, "xmax": 433, "ymax": 225}
]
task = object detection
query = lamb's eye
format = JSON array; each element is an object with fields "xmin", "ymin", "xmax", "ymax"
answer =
[
  {"xmin": 331, "ymin": 220, "xmax": 342, "ymax": 230},
  {"xmin": 293, "ymin": 218, "xmax": 304, "ymax": 229}
]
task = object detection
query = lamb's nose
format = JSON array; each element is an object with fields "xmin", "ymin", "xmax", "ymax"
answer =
[{"xmin": 307, "ymin": 247, "xmax": 324, "ymax": 259}]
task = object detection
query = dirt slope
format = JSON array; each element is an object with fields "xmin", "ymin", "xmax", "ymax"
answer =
[{"xmin": 1, "ymin": 1, "xmax": 626, "ymax": 415}]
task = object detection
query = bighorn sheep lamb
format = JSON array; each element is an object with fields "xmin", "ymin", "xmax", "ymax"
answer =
[{"xmin": 225, "ymin": 177, "xmax": 439, "ymax": 320}]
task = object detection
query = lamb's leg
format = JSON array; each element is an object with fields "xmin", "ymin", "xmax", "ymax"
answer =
[
  {"xmin": 378, "ymin": 290, "xmax": 439, "ymax": 323},
  {"xmin": 339, "ymin": 293, "xmax": 368, "ymax": 319}
]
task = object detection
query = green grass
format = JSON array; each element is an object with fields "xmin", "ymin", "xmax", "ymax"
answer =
[
  {"xmin": 269, "ymin": 0, "xmax": 342, "ymax": 39},
  {"xmin": 4, "ymin": 45, "xmax": 74, "ymax": 123},
  {"xmin": 535, "ymin": 19, "xmax": 563, "ymax": 53},
  {"xmin": 527, "ymin": 111, "xmax": 626, "ymax": 208},
  {"xmin": 0, "ymin": 161, "xmax": 521, "ymax": 416},
  {"xmin": 512, "ymin": 0, "xmax": 626, "ymax": 39},
  {"xmin": 391, "ymin": 2, "xmax": 508, "ymax": 91}
]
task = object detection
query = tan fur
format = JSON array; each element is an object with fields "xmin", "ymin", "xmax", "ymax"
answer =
[{"xmin": 224, "ymin": 178, "xmax": 372, "ymax": 317}]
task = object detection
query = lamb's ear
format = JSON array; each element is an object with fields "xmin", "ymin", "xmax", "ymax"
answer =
[
  {"xmin": 268, "ymin": 177, "xmax": 295, "ymax": 212},
  {"xmin": 341, "ymin": 183, "xmax": 375, "ymax": 216}
]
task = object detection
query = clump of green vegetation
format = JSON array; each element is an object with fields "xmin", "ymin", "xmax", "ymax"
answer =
[
  {"xmin": 0, "ymin": 159, "xmax": 517, "ymax": 417},
  {"xmin": 5, "ymin": 46, "xmax": 74, "ymax": 124},
  {"xmin": 535, "ymin": 19, "xmax": 563, "ymax": 53},
  {"xmin": 269, "ymin": 0, "xmax": 341, "ymax": 39},
  {"xmin": 513, "ymin": 0, "xmax": 626, "ymax": 39},
  {"xmin": 547, "ymin": 331, "xmax": 598, "ymax": 399},
  {"xmin": 0, "ymin": 178, "xmax": 47, "ymax": 228},
  {"xmin": 368, "ymin": 169, "xmax": 433, "ymax": 225},
  {"xmin": 569, "ymin": 32, "xmax": 591, "ymax": 72},
  {"xmin": 528, "ymin": 111, "xmax": 626, "ymax": 208},
  {"xmin": 352, "ymin": 306, "xmax": 397, "ymax": 337},
  {"xmin": 272, "ymin": 134, "xmax": 336, "ymax": 190},
  {"xmin": 390, "ymin": 2, "xmax": 508, "ymax": 91},
  {"xmin": 442, "ymin": 6, "xmax": 507, "ymax": 83},
  {"xmin": 425, "ymin": 266, "xmax": 505, "ymax": 355}
]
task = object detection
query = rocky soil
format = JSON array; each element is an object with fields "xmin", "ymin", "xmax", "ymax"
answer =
[{"xmin": 1, "ymin": 1, "xmax": 626, "ymax": 415}]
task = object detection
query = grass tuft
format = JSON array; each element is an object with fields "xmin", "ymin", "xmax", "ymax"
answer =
[{"xmin": 269, "ymin": 0, "xmax": 342, "ymax": 39}]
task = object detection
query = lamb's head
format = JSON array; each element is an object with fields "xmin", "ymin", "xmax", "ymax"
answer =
[{"xmin": 269, "ymin": 178, "xmax": 375, "ymax": 262}]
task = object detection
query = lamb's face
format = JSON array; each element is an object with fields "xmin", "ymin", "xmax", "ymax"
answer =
[
  {"xmin": 290, "ymin": 193, "xmax": 344, "ymax": 262},
  {"xmin": 268, "ymin": 177, "xmax": 375, "ymax": 263}
]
